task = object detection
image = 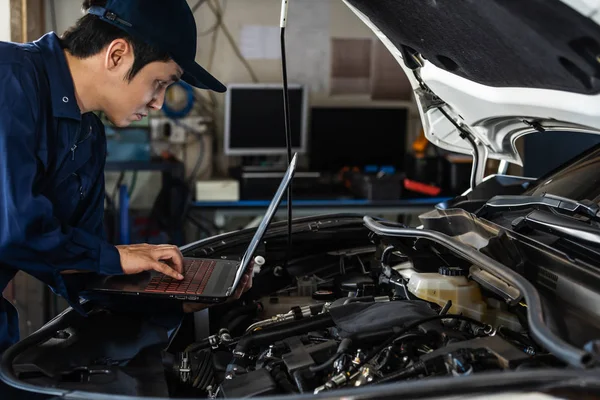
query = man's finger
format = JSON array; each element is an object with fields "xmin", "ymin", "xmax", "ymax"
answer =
[
  {"xmin": 234, "ymin": 286, "xmax": 244, "ymax": 299},
  {"xmin": 162, "ymin": 256, "xmax": 184, "ymax": 274},
  {"xmin": 243, "ymin": 273, "xmax": 253, "ymax": 292},
  {"xmin": 232, "ymin": 275, "xmax": 249, "ymax": 299},
  {"xmin": 242, "ymin": 274, "xmax": 250, "ymax": 290},
  {"xmin": 153, "ymin": 261, "xmax": 184, "ymax": 280},
  {"xmin": 153, "ymin": 248, "xmax": 184, "ymax": 274}
]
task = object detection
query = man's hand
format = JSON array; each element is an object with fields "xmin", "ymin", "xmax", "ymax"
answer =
[
  {"xmin": 182, "ymin": 269, "xmax": 253, "ymax": 313},
  {"xmin": 116, "ymin": 244, "xmax": 184, "ymax": 280}
]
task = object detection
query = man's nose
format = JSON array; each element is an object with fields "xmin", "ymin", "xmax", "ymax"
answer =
[{"xmin": 148, "ymin": 92, "xmax": 166, "ymax": 110}]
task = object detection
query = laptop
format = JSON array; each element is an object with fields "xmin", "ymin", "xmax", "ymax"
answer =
[{"xmin": 85, "ymin": 153, "xmax": 297, "ymax": 304}]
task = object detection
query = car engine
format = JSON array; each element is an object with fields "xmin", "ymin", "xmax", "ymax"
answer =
[
  {"xmin": 164, "ymin": 220, "xmax": 560, "ymax": 398},
  {"xmin": 8, "ymin": 215, "xmax": 590, "ymax": 398}
]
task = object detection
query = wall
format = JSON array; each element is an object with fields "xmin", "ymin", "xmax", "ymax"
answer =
[
  {"xmin": 194, "ymin": 0, "xmax": 377, "ymax": 85},
  {"xmin": 45, "ymin": 0, "xmax": 418, "ymax": 210},
  {"xmin": 0, "ymin": 0, "xmax": 9, "ymax": 41},
  {"xmin": 44, "ymin": 0, "xmax": 81, "ymax": 32},
  {"xmin": 44, "ymin": 0, "xmax": 387, "ymax": 91}
]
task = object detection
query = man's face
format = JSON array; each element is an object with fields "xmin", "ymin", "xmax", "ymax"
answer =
[{"xmin": 101, "ymin": 42, "xmax": 183, "ymax": 127}]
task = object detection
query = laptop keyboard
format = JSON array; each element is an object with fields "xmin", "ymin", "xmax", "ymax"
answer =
[{"xmin": 144, "ymin": 259, "xmax": 216, "ymax": 295}]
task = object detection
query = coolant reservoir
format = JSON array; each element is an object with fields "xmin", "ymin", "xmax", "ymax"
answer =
[
  {"xmin": 407, "ymin": 267, "xmax": 486, "ymax": 316},
  {"xmin": 407, "ymin": 266, "xmax": 521, "ymax": 331}
]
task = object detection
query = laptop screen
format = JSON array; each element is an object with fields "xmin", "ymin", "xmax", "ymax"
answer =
[{"xmin": 226, "ymin": 153, "xmax": 298, "ymax": 295}]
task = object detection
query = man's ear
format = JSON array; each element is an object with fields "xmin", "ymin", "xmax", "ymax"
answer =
[{"xmin": 104, "ymin": 38, "xmax": 132, "ymax": 72}]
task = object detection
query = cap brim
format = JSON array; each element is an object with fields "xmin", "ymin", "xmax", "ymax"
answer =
[{"xmin": 179, "ymin": 59, "xmax": 226, "ymax": 93}]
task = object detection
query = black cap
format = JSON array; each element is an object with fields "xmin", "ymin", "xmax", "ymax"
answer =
[
  {"xmin": 438, "ymin": 266, "xmax": 467, "ymax": 277},
  {"xmin": 88, "ymin": 0, "xmax": 226, "ymax": 93}
]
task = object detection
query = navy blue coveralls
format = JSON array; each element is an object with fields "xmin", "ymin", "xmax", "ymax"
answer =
[{"xmin": 0, "ymin": 32, "xmax": 125, "ymax": 353}]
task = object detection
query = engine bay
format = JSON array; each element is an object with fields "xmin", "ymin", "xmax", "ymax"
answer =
[
  {"xmin": 161, "ymin": 217, "xmax": 569, "ymax": 398},
  {"xmin": 7, "ymin": 214, "xmax": 599, "ymax": 398},
  {"xmin": 168, "ymin": 295, "xmax": 540, "ymax": 398}
]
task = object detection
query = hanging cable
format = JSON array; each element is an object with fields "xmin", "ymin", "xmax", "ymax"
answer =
[
  {"xmin": 127, "ymin": 172, "xmax": 137, "ymax": 198},
  {"xmin": 195, "ymin": 0, "xmax": 227, "ymax": 36},
  {"xmin": 206, "ymin": 0, "xmax": 259, "ymax": 83},
  {"xmin": 186, "ymin": 132, "xmax": 207, "ymax": 187},
  {"xmin": 112, "ymin": 171, "xmax": 125, "ymax": 204},
  {"xmin": 192, "ymin": 0, "xmax": 207, "ymax": 12},
  {"xmin": 203, "ymin": 0, "xmax": 224, "ymax": 117}
]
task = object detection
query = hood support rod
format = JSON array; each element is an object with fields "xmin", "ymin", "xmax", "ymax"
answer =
[
  {"xmin": 412, "ymin": 70, "xmax": 484, "ymax": 190},
  {"xmin": 437, "ymin": 106, "xmax": 480, "ymax": 191}
]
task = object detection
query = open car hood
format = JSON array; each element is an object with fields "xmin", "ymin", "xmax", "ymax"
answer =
[{"xmin": 343, "ymin": 0, "xmax": 600, "ymax": 182}]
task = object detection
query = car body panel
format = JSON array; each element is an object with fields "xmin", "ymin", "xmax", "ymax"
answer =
[{"xmin": 343, "ymin": 0, "xmax": 600, "ymax": 181}]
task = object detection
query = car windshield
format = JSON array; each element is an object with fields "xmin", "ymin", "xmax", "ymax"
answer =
[{"xmin": 525, "ymin": 143, "xmax": 600, "ymax": 203}]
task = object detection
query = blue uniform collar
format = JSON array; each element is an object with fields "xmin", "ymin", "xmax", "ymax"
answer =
[{"xmin": 33, "ymin": 33, "xmax": 82, "ymax": 121}]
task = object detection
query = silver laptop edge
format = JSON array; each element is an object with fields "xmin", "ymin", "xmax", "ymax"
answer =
[{"xmin": 225, "ymin": 153, "xmax": 298, "ymax": 296}]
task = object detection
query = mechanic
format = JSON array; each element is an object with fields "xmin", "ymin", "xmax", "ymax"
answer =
[{"xmin": 0, "ymin": 0, "xmax": 250, "ymax": 358}]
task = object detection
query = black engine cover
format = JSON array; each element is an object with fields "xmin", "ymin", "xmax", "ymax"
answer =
[{"xmin": 219, "ymin": 369, "xmax": 277, "ymax": 398}]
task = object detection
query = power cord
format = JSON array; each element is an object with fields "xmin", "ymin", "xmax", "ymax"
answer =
[
  {"xmin": 205, "ymin": 0, "xmax": 259, "ymax": 83},
  {"xmin": 206, "ymin": 0, "xmax": 223, "ymax": 73},
  {"xmin": 193, "ymin": 0, "xmax": 228, "ymax": 36}
]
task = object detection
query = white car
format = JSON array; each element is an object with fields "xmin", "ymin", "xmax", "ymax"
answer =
[{"xmin": 3, "ymin": 0, "xmax": 600, "ymax": 399}]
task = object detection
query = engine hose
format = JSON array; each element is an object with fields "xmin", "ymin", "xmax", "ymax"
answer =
[
  {"xmin": 363, "ymin": 216, "xmax": 594, "ymax": 369},
  {"xmin": 356, "ymin": 314, "xmax": 487, "ymax": 374},
  {"xmin": 193, "ymin": 352, "xmax": 214, "ymax": 389},
  {"xmin": 310, "ymin": 331, "xmax": 423, "ymax": 375},
  {"xmin": 185, "ymin": 340, "xmax": 208, "ymax": 354},
  {"xmin": 353, "ymin": 331, "xmax": 422, "ymax": 345},
  {"xmin": 498, "ymin": 326, "xmax": 536, "ymax": 350},
  {"xmin": 309, "ymin": 352, "xmax": 340, "ymax": 374},
  {"xmin": 228, "ymin": 315, "xmax": 252, "ymax": 336},
  {"xmin": 309, "ymin": 338, "xmax": 352, "ymax": 373},
  {"xmin": 226, "ymin": 313, "xmax": 335, "ymax": 375},
  {"xmin": 376, "ymin": 361, "xmax": 426, "ymax": 384},
  {"xmin": 185, "ymin": 332, "xmax": 240, "ymax": 354},
  {"xmin": 221, "ymin": 302, "xmax": 262, "ymax": 329}
]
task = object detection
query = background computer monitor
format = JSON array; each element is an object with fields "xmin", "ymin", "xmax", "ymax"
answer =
[
  {"xmin": 224, "ymin": 83, "xmax": 308, "ymax": 155},
  {"xmin": 308, "ymin": 105, "xmax": 408, "ymax": 172}
]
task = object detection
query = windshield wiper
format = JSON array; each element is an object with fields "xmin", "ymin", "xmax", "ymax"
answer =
[
  {"xmin": 479, "ymin": 194, "xmax": 600, "ymax": 221},
  {"xmin": 512, "ymin": 210, "xmax": 600, "ymax": 246}
]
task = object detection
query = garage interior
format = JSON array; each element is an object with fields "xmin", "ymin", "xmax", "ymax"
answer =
[{"xmin": 2, "ymin": 0, "xmax": 600, "ymax": 342}]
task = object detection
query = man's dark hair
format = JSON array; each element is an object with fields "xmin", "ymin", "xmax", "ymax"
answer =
[{"xmin": 60, "ymin": 0, "xmax": 171, "ymax": 81}]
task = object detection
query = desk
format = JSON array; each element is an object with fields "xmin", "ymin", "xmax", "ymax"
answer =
[
  {"xmin": 189, "ymin": 197, "xmax": 452, "ymax": 233},
  {"xmin": 105, "ymin": 160, "xmax": 185, "ymax": 175}
]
